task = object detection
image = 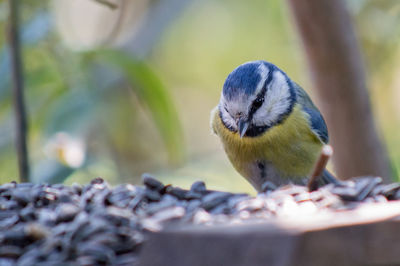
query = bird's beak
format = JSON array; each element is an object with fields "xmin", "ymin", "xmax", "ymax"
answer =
[{"xmin": 238, "ymin": 118, "xmax": 249, "ymax": 138}]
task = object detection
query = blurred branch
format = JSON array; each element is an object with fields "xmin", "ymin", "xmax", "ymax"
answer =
[
  {"xmin": 0, "ymin": 12, "xmax": 51, "ymax": 100},
  {"xmin": 287, "ymin": 0, "xmax": 392, "ymax": 181},
  {"xmin": 93, "ymin": 0, "xmax": 118, "ymax": 10},
  {"xmin": 7, "ymin": 0, "xmax": 30, "ymax": 182},
  {"xmin": 308, "ymin": 145, "xmax": 332, "ymax": 192}
]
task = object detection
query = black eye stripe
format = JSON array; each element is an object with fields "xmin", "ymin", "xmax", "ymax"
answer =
[
  {"xmin": 249, "ymin": 79, "xmax": 268, "ymax": 118},
  {"xmin": 249, "ymin": 68, "xmax": 275, "ymax": 115}
]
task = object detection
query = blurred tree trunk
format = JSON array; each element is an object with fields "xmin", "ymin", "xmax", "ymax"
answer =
[
  {"xmin": 8, "ymin": 0, "xmax": 29, "ymax": 182},
  {"xmin": 286, "ymin": 0, "xmax": 392, "ymax": 182}
]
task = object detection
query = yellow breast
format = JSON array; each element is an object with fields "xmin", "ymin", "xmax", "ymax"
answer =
[{"xmin": 211, "ymin": 104, "xmax": 323, "ymax": 183}]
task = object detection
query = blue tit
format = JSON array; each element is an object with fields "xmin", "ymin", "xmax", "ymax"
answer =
[{"xmin": 211, "ymin": 60, "xmax": 338, "ymax": 191}]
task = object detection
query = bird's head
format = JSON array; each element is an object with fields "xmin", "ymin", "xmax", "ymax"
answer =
[{"xmin": 219, "ymin": 60, "xmax": 296, "ymax": 138}]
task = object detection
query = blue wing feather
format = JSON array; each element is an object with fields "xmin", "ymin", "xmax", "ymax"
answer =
[
  {"xmin": 303, "ymin": 107, "xmax": 329, "ymax": 143},
  {"xmin": 292, "ymin": 82, "xmax": 329, "ymax": 144}
]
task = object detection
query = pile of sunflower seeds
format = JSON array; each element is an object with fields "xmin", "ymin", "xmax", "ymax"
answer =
[{"xmin": 1, "ymin": 175, "xmax": 399, "ymax": 265}]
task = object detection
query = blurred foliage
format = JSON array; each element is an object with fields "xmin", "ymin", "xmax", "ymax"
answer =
[
  {"xmin": 0, "ymin": 0, "xmax": 399, "ymax": 190},
  {"xmin": 0, "ymin": 0, "xmax": 183, "ymax": 184},
  {"xmin": 89, "ymin": 49, "xmax": 184, "ymax": 162}
]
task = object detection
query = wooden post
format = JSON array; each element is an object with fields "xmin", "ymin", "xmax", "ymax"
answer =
[
  {"xmin": 286, "ymin": 0, "xmax": 392, "ymax": 181},
  {"xmin": 8, "ymin": 0, "xmax": 30, "ymax": 182},
  {"xmin": 308, "ymin": 145, "xmax": 333, "ymax": 191}
]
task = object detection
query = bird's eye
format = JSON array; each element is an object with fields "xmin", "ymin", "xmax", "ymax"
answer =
[
  {"xmin": 249, "ymin": 96, "xmax": 264, "ymax": 115},
  {"xmin": 253, "ymin": 97, "xmax": 264, "ymax": 109}
]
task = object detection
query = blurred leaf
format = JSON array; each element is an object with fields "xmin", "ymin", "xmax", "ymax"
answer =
[
  {"xmin": 42, "ymin": 89, "xmax": 96, "ymax": 134},
  {"xmin": 32, "ymin": 159, "xmax": 75, "ymax": 184},
  {"xmin": 89, "ymin": 49, "xmax": 184, "ymax": 163}
]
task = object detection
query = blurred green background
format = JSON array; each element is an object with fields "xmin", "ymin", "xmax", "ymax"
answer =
[{"xmin": 0, "ymin": 0, "xmax": 399, "ymax": 194}]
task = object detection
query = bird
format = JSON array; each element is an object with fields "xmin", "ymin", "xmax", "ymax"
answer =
[{"xmin": 211, "ymin": 60, "xmax": 338, "ymax": 191}]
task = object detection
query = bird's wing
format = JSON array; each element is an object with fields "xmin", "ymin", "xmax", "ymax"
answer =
[{"xmin": 293, "ymin": 82, "xmax": 329, "ymax": 144}]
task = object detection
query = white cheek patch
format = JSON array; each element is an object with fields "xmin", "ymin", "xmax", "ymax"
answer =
[
  {"xmin": 252, "ymin": 71, "xmax": 292, "ymax": 127},
  {"xmin": 219, "ymin": 96, "xmax": 238, "ymax": 131},
  {"xmin": 254, "ymin": 63, "xmax": 270, "ymax": 95},
  {"xmin": 220, "ymin": 108, "xmax": 237, "ymax": 131}
]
